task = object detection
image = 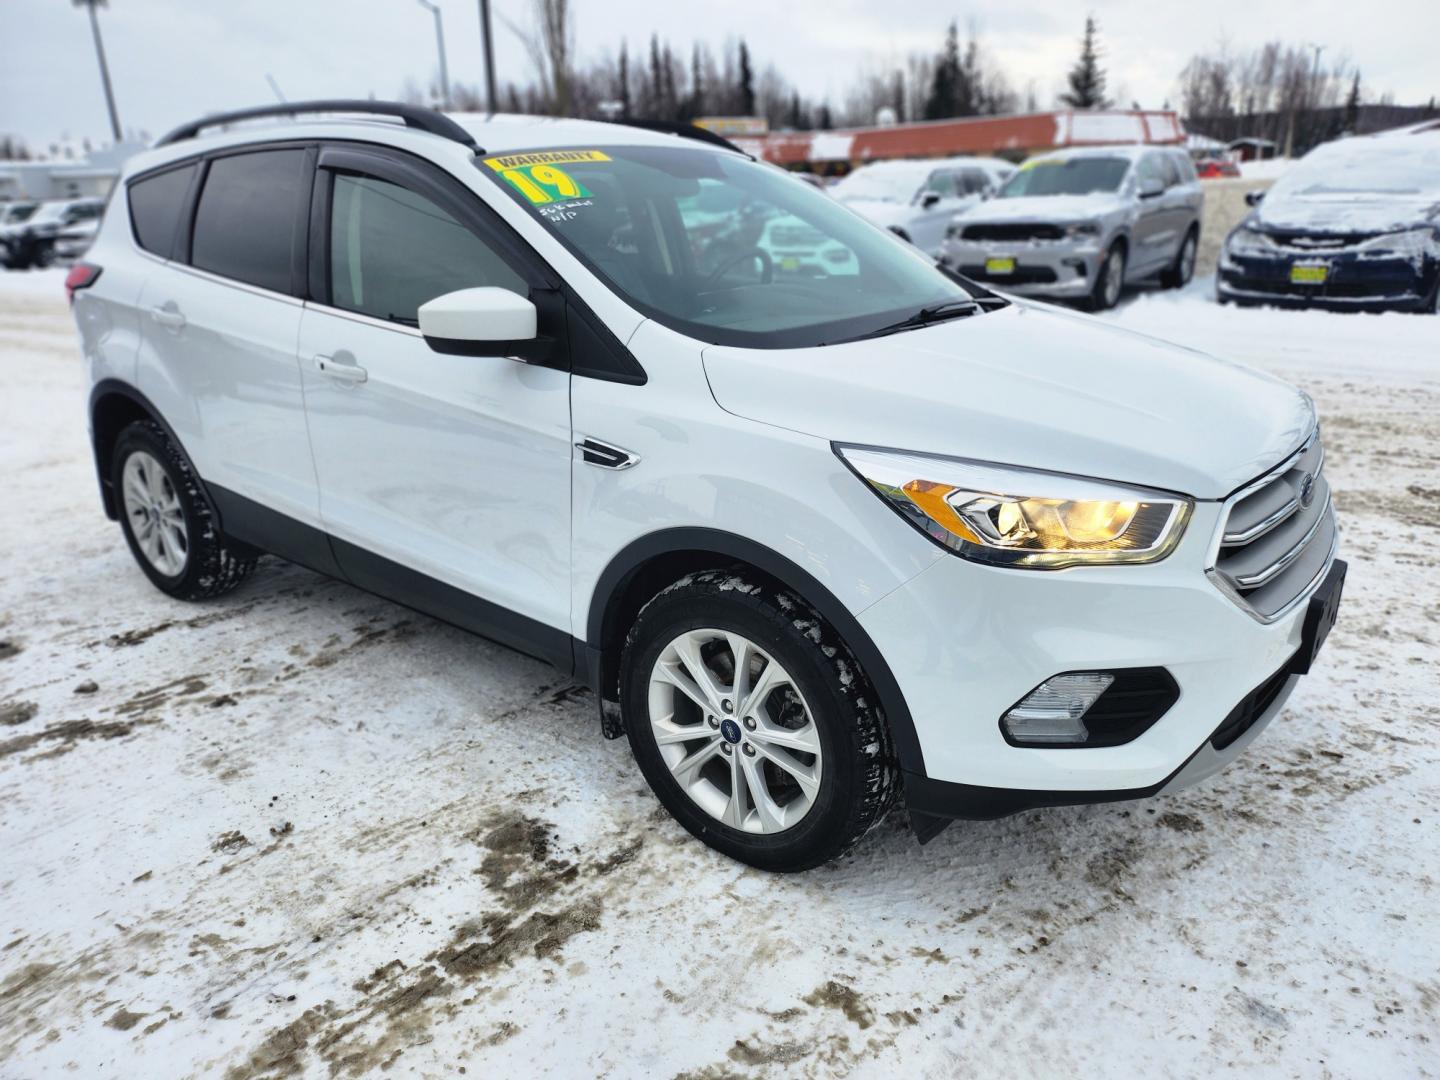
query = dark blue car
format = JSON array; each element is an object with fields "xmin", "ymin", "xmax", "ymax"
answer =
[{"xmin": 1217, "ymin": 126, "xmax": 1440, "ymax": 314}]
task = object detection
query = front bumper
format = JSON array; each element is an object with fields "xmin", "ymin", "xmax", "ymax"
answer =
[
  {"xmin": 1217, "ymin": 248, "xmax": 1439, "ymax": 313},
  {"xmin": 942, "ymin": 236, "xmax": 1104, "ymax": 298},
  {"xmin": 857, "ymin": 498, "xmax": 1342, "ymax": 819}
]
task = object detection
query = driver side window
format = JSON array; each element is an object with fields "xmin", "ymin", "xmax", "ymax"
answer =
[
  {"xmin": 924, "ymin": 170, "xmax": 960, "ymax": 198},
  {"xmin": 328, "ymin": 173, "xmax": 525, "ymax": 325}
]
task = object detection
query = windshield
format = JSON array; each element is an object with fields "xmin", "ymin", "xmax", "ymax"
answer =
[
  {"xmin": 1268, "ymin": 139, "xmax": 1440, "ymax": 200},
  {"xmin": 998, "ymin": 157, "xmax": 1130, "ymax": 198},
  {"xmin": 3, "ymin": 203, "xmax": 39, "ymax": 224},
  {"xmin": 481, "ymin": 145, "xmax": 981, "ymax": 348}
]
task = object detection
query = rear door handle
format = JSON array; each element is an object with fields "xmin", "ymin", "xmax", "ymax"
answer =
[
  {"xmin": 150, "ymin": 306, "xmax": 186, "ymax": 330},
  {"xmin": 313, "ymin": 354, "xmax": 368, "ymax": 384}
]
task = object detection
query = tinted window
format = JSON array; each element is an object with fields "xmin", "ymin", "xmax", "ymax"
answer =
[
  {"xmin": 191, "ymin": 150, "xmax": 306, "ymax": 293},
  {"xmin": 129, "ymin": 166, "xmax": 195, "ymax": 257},
  {"xmin": 329, "ymin": 173, "xmax": 525, "ymax": 325},
  {"xmin": 959, "ymin": 168, "xmax": 990, "ymax": 195},
  {"xmin": 925, "ymin": 170, "xmax": 962, "ymax": 197}
]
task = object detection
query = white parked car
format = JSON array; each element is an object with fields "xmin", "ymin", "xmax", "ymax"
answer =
[
  {"xmin": 71, "ymin": 102, "xmax": 1344, "ymax": 871},
  {"xmin": 830, "ymin": 156, "xmax": 1014, "ymax": 255}
]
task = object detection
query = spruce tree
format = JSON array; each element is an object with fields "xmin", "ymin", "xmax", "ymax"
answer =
[
  {"xmin": 738, "ymin": 39, "xmax": 756, "ymax": 116},
  {"xmin": 1060, "ymin": 16, "xmax": 1110, "ymax": 109}
]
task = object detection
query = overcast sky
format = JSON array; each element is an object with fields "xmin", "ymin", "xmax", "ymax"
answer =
[{"xmin": 3, "ymin": 0, "xmax": 1436, "ymax": 150}]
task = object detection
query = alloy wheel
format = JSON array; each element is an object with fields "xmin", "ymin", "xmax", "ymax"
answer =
[
  {"xmin": 1104, "ymin": 251, "xmax": 1125, "ymax": 306},
  {"xmin": 121, "ymin": 450, "xmax": 188, "ymax": 577},
  {"xmin": 1180, "ymin": 235, "xmax": 1197, "ymax": 283},
  {"xmin": 647, "ymin": 628, "xmax": 822, "ymax": 834}
]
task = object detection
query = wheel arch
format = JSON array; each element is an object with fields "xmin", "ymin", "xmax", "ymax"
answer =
[
  {"xmin": 584, "ymin": 527, "xmax": 927, "ymax": 776},
  {"xmin": 89, "ymin": 379, "xmax": 216, "ymax": 522}
]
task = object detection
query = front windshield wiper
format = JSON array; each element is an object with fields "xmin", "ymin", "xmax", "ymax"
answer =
[{"xmin": 841, "ymin": 298, "xmax": 995, "ymax": 342}]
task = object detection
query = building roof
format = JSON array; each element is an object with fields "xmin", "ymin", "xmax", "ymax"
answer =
[{"xmin": 761, "ymin": 110, "xmax": 1185, "ymax": 165}]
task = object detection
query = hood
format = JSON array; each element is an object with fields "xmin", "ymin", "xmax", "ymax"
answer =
[
  {"xmin": 838, "ymin": 198, "xmax": 915, "ymax": 230},
  {"xmin": 702, "ymin": 303, "xmax": 1313, "ymax": 499},
  {"xmin": 957, "ymin": 194, "xmax": 1127, "ymax": 224},
  {"xmin": 1255, "ymin": 195, "xmax": 1439, "ymax": 235}
]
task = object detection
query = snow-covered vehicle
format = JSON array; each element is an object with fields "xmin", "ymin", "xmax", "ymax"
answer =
[
  {"xmin": 1217, "ymin": 128, "xmax": 1440, "ymax": 313},
  {"xmin": 941, "ymin": 146, "xmax": 1202, "ymax": 310},
  {"xmin": 830, "ymin": 157, "xmax": 1013, "ymax": 255}
]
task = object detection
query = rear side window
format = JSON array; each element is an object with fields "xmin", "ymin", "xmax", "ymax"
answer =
[
  {"xmin": 328, "ymin": 173, "xmax": 525, "ymax": 325},
  {"xmin": 128, "ymin": 165, "xmax": 195, "ymax": 258},
  {"xmin": 191, "ymin": 150, "xmax": 306, "ymax": 293}
]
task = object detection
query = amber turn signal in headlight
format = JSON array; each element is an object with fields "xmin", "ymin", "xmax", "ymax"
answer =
[{"xmin": 837, "ymin": 446, "xmax": 1191, "ymax": 569}]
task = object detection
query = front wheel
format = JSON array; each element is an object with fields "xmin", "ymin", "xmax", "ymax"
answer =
[
  {"xmin": 1088, "ymin": 244, "xmax": 1127, "ymax": 311},
  {"xmin": 620, "ymin": 570, "xmax": 898, "ymax": 871}
]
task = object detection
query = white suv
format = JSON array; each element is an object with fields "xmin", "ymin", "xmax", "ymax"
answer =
[{"xmin": 70, "ymin": 102, "xmax": 1345, "ymax": 871}]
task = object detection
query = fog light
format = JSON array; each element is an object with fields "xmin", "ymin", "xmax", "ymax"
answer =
[{"xmin": 1002, "ymin": 672, "xmax": 1115, "ymax": 745}]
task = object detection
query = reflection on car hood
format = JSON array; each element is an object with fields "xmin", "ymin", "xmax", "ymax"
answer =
[
  {"xmin": 955, "ymin": 194, "xmax": 1127, "ymax": 224},
  {"xmin": 702, "ymin": 303, "xmax": 1313, "ymax": 499},
  {"xmin": 837, "ymin": 198, "xmax": 915, "ymax": 229},
  {"xmin": 1255, "ymin": 195, "xmax": 1439, "ymax": 235}
]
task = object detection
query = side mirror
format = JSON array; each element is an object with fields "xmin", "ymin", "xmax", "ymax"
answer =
[
  {"xmin": 418, "ymin": 287, "xmax": 549, "ymax": 362},
  {"xmin": 920, "ymin": 191, "xmax": 942, "ymax": 209},
  {"xmin": 1245, "ymin": 189, "xmax": 1266, "ymax": 207},
  {"xmin": 1137, "ymin": 176, "xmax": 1165, "ymax": 199}
]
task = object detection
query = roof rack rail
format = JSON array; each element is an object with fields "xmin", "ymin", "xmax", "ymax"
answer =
[
  {"xmin": 156, "ymin": 100, "xmax": 482, "ymax": 153},
  {"xmin": 615, "ymin": 119, "xmax": 748, "ymax": 156}
]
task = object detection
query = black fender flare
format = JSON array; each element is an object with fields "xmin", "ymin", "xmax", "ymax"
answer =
[
  {"xmin": 584, "ymin": 526, "xmax": 928, "ymax": 777},
  {"xmin": 88, "ymin": 378, "xmax": 218, "ymax": 522}
]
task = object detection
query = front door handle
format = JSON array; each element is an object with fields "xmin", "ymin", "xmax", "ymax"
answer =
[
  {"xmin": 150, "ymin": 306, "xmax": 186, "ymax": 330},
  {"xmin": 313, "ymin": 354, "xmax": 367, "ymax": 384}
]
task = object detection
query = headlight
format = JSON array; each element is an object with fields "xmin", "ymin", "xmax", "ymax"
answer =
[
  {"xmin": 1356, "ymin": 227, "xmax": 1437, "ymax": 253},
  {"xmin": 837, "ymin": 446, "xmax": 1191, "ymax": 569},
  {"xmin": 945, "ymin": 222, "xmax": 966, "ymax": 239},
  {"xmin": 1064, "ymin": 222, "xmax": 1100, "ymax": 239},
  {"xmin": 1226, "ymin": 226, "xmax": 1274, "ymax": 257}
]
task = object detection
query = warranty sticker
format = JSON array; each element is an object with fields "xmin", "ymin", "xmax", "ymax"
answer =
[{"xmin": 483, "ymin": 149, "xmax": 609, "ymax": 204}]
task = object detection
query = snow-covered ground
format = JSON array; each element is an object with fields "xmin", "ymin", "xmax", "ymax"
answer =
[{"xmin": 1, "ymin": 268, "xmax": 1437, "ymax": 1078}]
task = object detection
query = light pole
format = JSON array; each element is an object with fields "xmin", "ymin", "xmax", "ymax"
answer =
[
  {"xmin": 477, "ymin": 0, "xmax": 497, "ymax": 112},
  {"xmin": 415, "ymin": 0, "xmax": 451, "ymax": 110},
  {"xmin": 73, "ymin": 0, "xmax": 122, "ymax": 143}
]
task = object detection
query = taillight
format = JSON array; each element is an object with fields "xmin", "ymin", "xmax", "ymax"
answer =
[{"xmin": 65, "ymin": 262, "xmax": 102, "ymax": 304}]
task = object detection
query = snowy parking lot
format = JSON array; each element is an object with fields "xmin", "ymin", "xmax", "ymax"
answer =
[{"xmin": 1, "ymin": 268, "xmax": 1437, "ymax": 1077}]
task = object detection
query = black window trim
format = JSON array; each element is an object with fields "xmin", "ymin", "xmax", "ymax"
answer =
[
  {"xmin": 169, "ymin": 139, "xmax": 316, "ymax": 298},
  {"xmin": 308, "ymin": 140, "xmax": 645, "ymax": 384},
  {"xmin": 309, "ymin": 142, "xmax": 551, "ymax": 313},
  {"xmin": 126, "ymin": 135, "xmax": 645, "ymax": 384}
]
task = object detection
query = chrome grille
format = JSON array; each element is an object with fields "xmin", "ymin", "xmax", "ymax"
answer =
[{"xmin": 1209, "ymin": 431, "xmax": 1337, "ymax": 621}]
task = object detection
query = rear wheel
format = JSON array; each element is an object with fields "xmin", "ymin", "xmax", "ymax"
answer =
[
  {"xmin": 113, "ymin": 421, "xmax": 258, "ymax": 600},
  {"xmin": 621, "ymin": 570, "xmax": 898, "ymax": 871},
  {"xmin": 1161, "ymin": 228, "xmax": 1198, "ymax": 289},
  {"xmin": 1088, "ymin": 244, "xmax": 1126, "ymax": 311}
]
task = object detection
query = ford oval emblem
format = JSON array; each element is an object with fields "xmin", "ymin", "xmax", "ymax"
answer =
[{"xmin": 1299, "ymin": 473, "xmax": 1316, "ymax": 509}]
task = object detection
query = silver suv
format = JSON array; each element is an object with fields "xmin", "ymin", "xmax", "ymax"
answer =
[{"xmin": 940, "ymin": 146, "xmax": 1202, "ymax": 310}]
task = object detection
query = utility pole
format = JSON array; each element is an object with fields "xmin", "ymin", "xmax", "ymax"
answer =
[
  {"xmin": 75, "ymin": 0, "xmax": 122, "ymax": 143},
  {"xmin": 477, "ymin": 0, "xmax": 498, "ymax": 112},
  {"xmin": 416, "ymin": 0, "xmax": 451, "ymax": 110}
]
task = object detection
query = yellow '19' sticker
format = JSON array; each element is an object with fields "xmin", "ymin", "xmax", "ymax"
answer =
[{"xmin": 483, "ymin": 150, "xmax": 609, "ymax": 204}]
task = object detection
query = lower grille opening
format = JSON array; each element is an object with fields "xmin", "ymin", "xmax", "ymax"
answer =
[{"xmin": 1210, "ymin": 662, "xmax": 1294, "ymax": 751}]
